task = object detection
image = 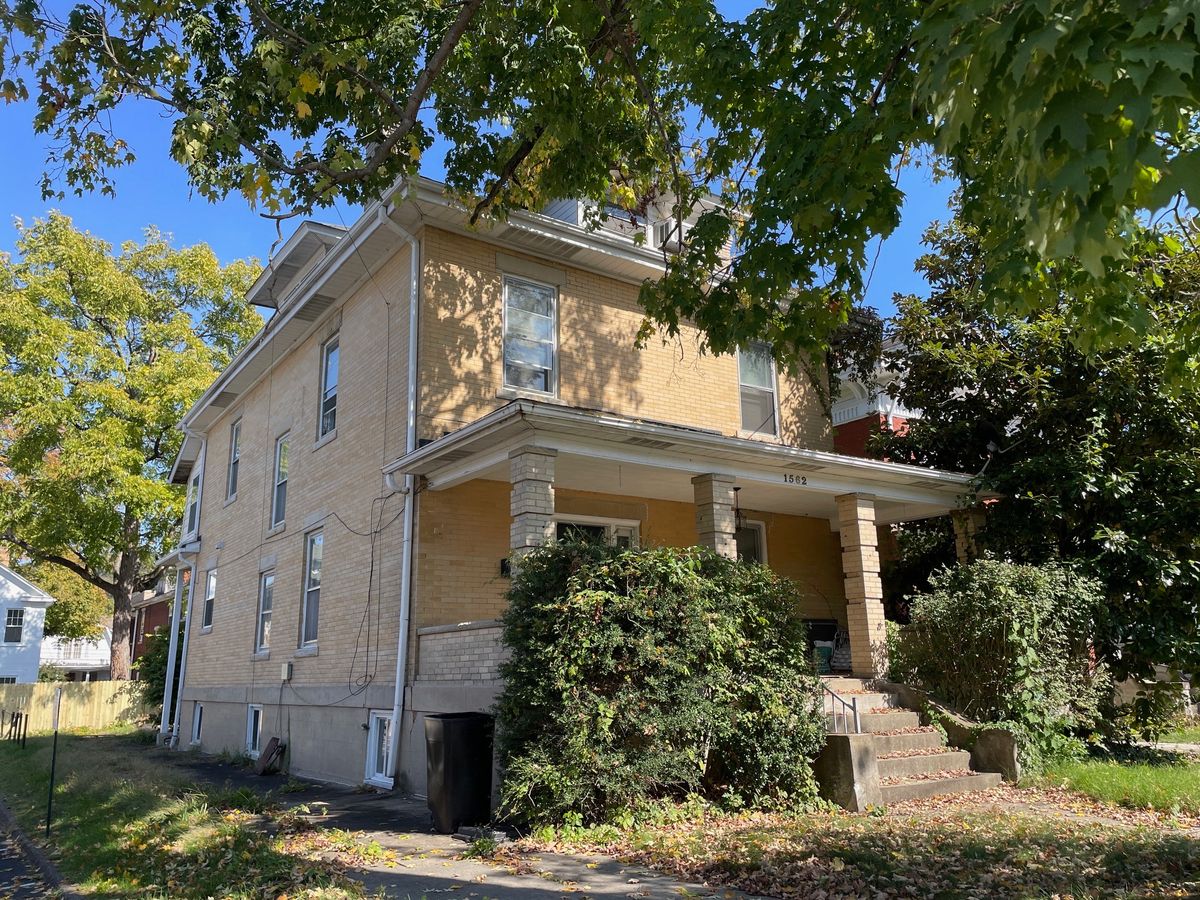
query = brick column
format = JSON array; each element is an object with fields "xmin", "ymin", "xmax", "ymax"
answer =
[
  {"xmin": 951, "ymin": 507, "xmax": 987, "ymax": 563},
  {"xmin": 692, "ymin": 473, "xmax": 738, "ymax": 559},
  {"xmin": 510, "ymin": 446, "xmax": 557, "ymax": 556},
  {"xmin": 836, "ymin": 493, "xmax": 887, "ymax": 678}
]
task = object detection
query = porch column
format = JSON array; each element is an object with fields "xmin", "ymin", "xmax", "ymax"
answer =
[
  {"xmin": 692, "ymin": 473, "xmax": 738, "ymax": 559},
  {"xmin": 836, "ymin": 493, "xmax": 887, "ymax": 678},
  {"xmin": 951, "ymin": 506, "xmax": 987, "ymax": 563},
  {"xmin": 509, "ymin": 446, "xmax": 557, "ymax": 557}
]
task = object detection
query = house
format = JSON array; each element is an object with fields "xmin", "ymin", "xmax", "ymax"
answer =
[
  {"xmin": 130, "ymin": 574, "xmax": 178, "ymax": 673},
  {"xmin": 40, "ymin": 626, "xmax": 112, "ymax": 681},
  {"xmin": 160, "ymin": 179, "xmax": 982, "ymax": 792},
  {"xmin": 0, "ymin": 564, "xmax": 55, "ymax": 684},
  {"xmin": 832, "ymin": 345, "xmax": 919, "ymax": 457}
]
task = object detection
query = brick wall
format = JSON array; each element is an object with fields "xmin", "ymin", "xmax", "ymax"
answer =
[{"xmin": 415, "ymin": 621, "xmax": 508, "ymax": 682}]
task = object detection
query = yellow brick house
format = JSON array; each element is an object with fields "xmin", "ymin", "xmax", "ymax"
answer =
[{"xmin": 159, "ymin": 178, "xmax": 978, "ymax": 792}]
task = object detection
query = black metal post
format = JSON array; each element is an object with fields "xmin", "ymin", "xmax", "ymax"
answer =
[
  {"xmin": 22, "ymin": 711, "xmax": 29, "ymax": 749},
  {"xmin": 45, "ymin": 728, "xmax": 58, "ymax": 837}
]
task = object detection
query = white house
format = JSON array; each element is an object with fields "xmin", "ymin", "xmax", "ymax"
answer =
[
  {"xmin": 0, "ymin": 565, "xmax": 55, "ymax": 684},
  {"xmin": 40, "ymin": 627, "xmax": 113, "ymax": 681}
]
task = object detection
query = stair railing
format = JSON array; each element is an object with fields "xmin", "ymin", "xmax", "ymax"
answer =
[{"xmin": 822, "ymin": 683, "xmax": 862, "ymax": 734}]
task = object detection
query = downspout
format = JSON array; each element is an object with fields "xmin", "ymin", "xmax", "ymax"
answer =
[
  {"xmin": 158, "ymin": 568, "xmax": 187, "ymax": 740},
  {"xmin": 170, "ymin": 558, "xmax": 199, "ymax": 747},
  {"xmin": 379, "ymin": 199, "xmax": 421, "ymax": 784}
]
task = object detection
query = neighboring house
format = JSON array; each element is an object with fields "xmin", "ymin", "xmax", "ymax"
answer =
[
  {"xmin": 40, "ymin": 627, "xmax": 112, "ymax": 681},
  {"xmin": 0, "ymin": 564, "xmax": 55, "ymax": 684},
  {"xmin": 131, "ymin": 575, "xmax": 178, "ymax": 672},
  {"xmin": 832, "ymin": 348, "xmax": 919, "ymax": 457},
  {"xmin": 162, "ymin": 179, "xmax": 980, "ymax": 791}
]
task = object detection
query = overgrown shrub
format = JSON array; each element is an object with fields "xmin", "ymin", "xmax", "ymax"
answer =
[
  {"xmin": 133, "ymin": 620, "xmax": 182, "ymax": 711},
  {"xmin": 496, "ymin": 543, "xmax": 825, "ymax": 826},
  {"xmin": 890, "ymin": 558, "xmax": 1109, "ymax": 770}
]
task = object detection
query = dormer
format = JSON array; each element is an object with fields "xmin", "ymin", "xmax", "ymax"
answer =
[{"xmin": 244, "ymin": 221, "xmax": 347, "ymax": 312}]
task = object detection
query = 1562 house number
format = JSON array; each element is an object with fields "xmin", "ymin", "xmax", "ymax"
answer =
[{"xmin": 783, "ymin": 473, "xmax": 807, "ymax": 485}]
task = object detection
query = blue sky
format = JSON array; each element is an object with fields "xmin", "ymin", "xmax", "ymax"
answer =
[{"xmin": 0, "ymin": 63, "xmax": 954, "ymax": 319}]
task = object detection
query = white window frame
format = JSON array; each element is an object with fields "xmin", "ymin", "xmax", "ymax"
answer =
[
  {"xmin": 246, "ymin": 704, "xmax": 263, "ymax": 758},
  {"xmin": 255, "ymin": 571, "xmax": 274, "ymax": 652},
  {"xmin": 271, "ymin": 432, "xmax": 289, "ymax": 528},
  {"xmin": 737, "ymin": 343, "xmax": 780, "ymax": 438},
  {"xmin": 299, "ymin": 530, "xmax": 323, "ymax": 646},
  {"xmin": 226, "ymin": 419, "xmax": 242, "ymax": 500},
  {"xmin": 201, "ymin": 570, "xmax": 217, "ymax": 631},
  {"xmin": 0, "ymin": 677, "xmax": 15, "ymax": 684},
  {"xmin": 191, "ymin": 703, "xmax": 204, "ymax": 745},
  {"xmin": 4, "ymin": 608, "xmax": 24, "ymax": 643},
  {"xmin": 183, "ymin": 457, "xmax": 203, "ymax": 540},
  {"xmin": 502, "ymin": 275, "xmax": 558, "ymax": 397},
  {"xmin": 735, "ymin": 519, "xmax": 769, "ymax": 564},
  {"xmin": 365, "ymin": 710, "xmax": 394, "ymax": 788},
  {"xmin": 551, "ymin": 515, "xmax": 640, "ymax": 548},
  {"xmin": 319, "ymin": 335, "xmax": 340, "ymax": 438}
]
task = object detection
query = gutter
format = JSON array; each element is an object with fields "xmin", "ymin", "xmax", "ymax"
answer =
[{"xmin": 379, "ymin": 192, "xmax": 422, "ymax": 784}]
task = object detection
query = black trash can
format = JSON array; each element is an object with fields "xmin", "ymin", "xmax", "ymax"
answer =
[{"xmin": 424, "ymin": 712, "xmax": 494, "ymax": 834}]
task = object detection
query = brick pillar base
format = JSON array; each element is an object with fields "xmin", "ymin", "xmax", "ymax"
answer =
[
  {"xmin": 692, "ymin": 473, "xmax": 738, "ymax": 559},
  {"xmin": 951, "ymin": 506, "xmax": 987, "ymax": 563},
  {"xmin": 837, "ymin": 493, "xmax": 887, "ymax": 678}
]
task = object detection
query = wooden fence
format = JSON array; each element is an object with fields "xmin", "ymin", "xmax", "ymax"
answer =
[{"xmin": 0, "ymin": 682, "xmax": 148, "ymax": 733}]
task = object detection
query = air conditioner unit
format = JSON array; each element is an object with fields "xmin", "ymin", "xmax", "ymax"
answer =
[{"xmin": 652, "ymin": 219, "xmax": 691, "ymax": 252}]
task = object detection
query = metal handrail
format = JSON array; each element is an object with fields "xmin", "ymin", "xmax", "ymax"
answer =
[{"xmin": 822, "ymin": 683, "xmax": 861, "ymax": 734}]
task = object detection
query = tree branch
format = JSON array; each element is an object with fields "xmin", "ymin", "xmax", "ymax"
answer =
[{"xmin": 1, "ymin": 533, "xmax": 116, "ymax": 597}]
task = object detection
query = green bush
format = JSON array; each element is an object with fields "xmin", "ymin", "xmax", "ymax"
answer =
[
  {"xmin": 496, "ymin": 543, "xmax": 825, "ymax": 826},
  {"xmin": 891, "ymin": 558, "xmax": 1110, "ymax": 770},
  {"xmin": 132, "ymin": 620, "xmax": 182, "ymax": 711}
]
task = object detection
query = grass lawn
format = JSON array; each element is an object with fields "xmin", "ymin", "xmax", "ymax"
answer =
[
  {"xmin": 1044, "ymin": 752, "xmax": 1200, "ymax": 816},
  {"xmin": 1161, "ymin": 724, "xmax": 1200, "ymax": 744},
  {"xmin": 521, "ymin": 792, "xmax": 1200, "ymax": 899},
  {"xmin": 0, "ymin": 728, "xmax": 367, "ymax": 898}
]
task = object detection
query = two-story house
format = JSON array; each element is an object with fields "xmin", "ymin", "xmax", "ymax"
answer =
[
  {"xmin": 0, "ymin": 562, "xmax": 54, "ymax": 684},
  {"xmin": 162, "ymin": 178, "xmax": 979, "ymax": 790}
]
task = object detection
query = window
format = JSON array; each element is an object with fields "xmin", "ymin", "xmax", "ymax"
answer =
[
  {"xmin": 319, "ymin": 336, "xmax": 339, "ymax": 437},
  {"xmin": 366, "ymin": 711, "xmax": 393, "ymax": 786},
  {"xmin": 184, "ymin": 467, "xmax": 202, "ymax": 536},
  {"xmin": 735, "ymin": 522, "xmax": 768, "ymax": 564},
  {"xmin": 226, "ymin": 420, "xmax": 242, "ymax": 499},
  {"xmin": 554, "ymin": 517, "xmax": 639, "ymax": 549},
  {"xmin": 300, "ymin": 530, "xmax": 323, "ymax": 645},
  {"xmin": 246, "ymin": 705, "xmax": 263, "ymax": 758},
  {"xmin": 256, "ymin": 572, "xmax": 274, "ymax": 651},
  {"xmin": 191, "ymin": 703, "xmax": 204, "ymax": 744},
  {"xmin": 503, "ymin": 277, "xmax": 557, "ymax": 394},
  {"xmin": 271, "ymin": 433, "xmax": 289, "ymax": 527},
  {"xmin": 738, "ymin": 343, "xmax": 778, "ymax": 436},
  {"xmin": 0, "ymin": 677, "xmax": 15, "ymax": 684},
  {"xmin": 4, "ymin": 609, "xmax": 24, "ymax": 643},
  {"xmin": 201, "ymin": 571, "xmax": 217, "ymax": 630}
]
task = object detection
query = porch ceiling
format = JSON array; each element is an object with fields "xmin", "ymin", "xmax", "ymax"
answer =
[{"xmin": 384, "ymin": 400, "xmax": 985, "ymax": 525}]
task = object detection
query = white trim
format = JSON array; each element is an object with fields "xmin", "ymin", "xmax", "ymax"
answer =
[
  {"xmin": 551, "ymin": 514, "xmax": 641, "ymax": 548},
  {"xmin": 191, "ymin": 702, "xmax": 204, "ymax": 745},
  {"xmin": 182, "ymin": 443, "xmax": 206, "ymax": 541},
  {"xmin": 299, "ymin": 529, "xmax": 323, "ymax": 646},
  {"xmin": 246, "ymin": 704, "xmax": 263, "ymax": 758},
  {"xmin": 318, "ymin": 334, "xmax": 340, "ymax": 439},
  {"xmin": 256, "ymin": 571, "xmax": 275, "ymax": 652},
  {"xmin": 364, "ymin": 709, "xmax": 394, "ymax": 789},
  {"xmin": 271, "ymin": 432, "xmax": 290, "ymax": 528},
  {"xmin": 201, "ymin": 570, "xmax": 217, "ymax": 630},
  {"xmin": 737, "ymin": 343, "xmax": 780, "ymax": 439},
  {"xmin": 736, "ymin": 519, "xmax": 769, "ymax": 564},
  {"xmin": 226, "ymin": 419, "xmax": 242, "ymax": 501}
]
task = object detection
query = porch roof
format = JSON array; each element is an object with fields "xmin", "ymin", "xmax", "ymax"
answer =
[{"xmin": 383, "ymin": 400, "xmax": 983, "ymax": 525}]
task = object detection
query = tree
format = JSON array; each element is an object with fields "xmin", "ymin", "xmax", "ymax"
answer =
[
  {"xmin": 2, "ymin": 1, "xmax": 1197, "ymax": 365},
  {"xmin": 0, "ymin": 214, "xmax": 260, "ymax": 679},
  {"xmin": 12, "ymin": 559, "xmax": 112, "ymax": 639},
  {"xmin": 879, "ymin": 214, "xmax": 1200, "ymax": 677}
]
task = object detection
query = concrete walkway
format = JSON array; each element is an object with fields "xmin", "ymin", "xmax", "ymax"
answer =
[{"xmin": 155, "ymin": 749, "xmax": 755, "ymax": 900}]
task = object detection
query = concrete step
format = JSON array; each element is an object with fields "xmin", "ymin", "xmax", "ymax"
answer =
[
  {"xmin": 878, "ymin": 749, "xmax": 973, "ymax": 779},
  {"xmin": 871, "ymin": 729, "xmax": 945, "ymax": 756},
  {"xmin": 821, "ymin": 677, "xmax": 878, "ymax": 693},
  {"xmin": 880, "ymin": 771, "xmax": 1002, "ymax": 804},
  {"xmin": 856, "ymin": 710, "xmax": 921, "ymax": 733},
  {"xmin": 823, "ymin": 691, "xmax": 902, "ymax": 711}
]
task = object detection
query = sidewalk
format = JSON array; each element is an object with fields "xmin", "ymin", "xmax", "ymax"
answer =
[
  {"xmin": 0, "ymin": 803, "xmax": 56, "ymax": 900},
  {"xmin": 156, "ymin": 749, "xmax": 756, "ymax": 900}
]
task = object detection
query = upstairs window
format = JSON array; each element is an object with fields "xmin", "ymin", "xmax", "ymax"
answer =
[
  {"xmin": 738, "ymin": 343, "xmax": 778, "ymax": 436},
  {"xmin": 503, "ymin": 277, "xmax": 557, "ymax": 394},
  {"xmin": 271, "ymin": 433, "xmax": 289, "ymax": 527},
  {"xmin": 300, "ymin": 530, "xmax": 323, "ymax": 645},
  {"xmin": 256, "ymin": 571, "xmax": 274, "ymax": 651},
  {"xmin": 201, "ymin": 571, "xmax": 217, "ymax": 630},
  {"xmin": 4, "ymin": 608, "xmax": 24, "ymax": 643},
  {"xmin": 319, "ymin": 336, "xmax": 339, "ymax": 437},
  {"xmin": 184, "ymin": 466, "xmax": 202, "ymax": 537},
  {"xmin": 226, "ymin": 420, "xmax": 242, "ymax": 499}
]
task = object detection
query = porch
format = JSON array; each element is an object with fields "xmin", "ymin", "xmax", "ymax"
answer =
[{"xmin": 385, "ymin": 399, "xmax": 981, "ymax": 679}]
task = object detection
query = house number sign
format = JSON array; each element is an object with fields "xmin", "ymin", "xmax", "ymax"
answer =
[{"xmin": 782, "ymin": 473, "xmax": 808, "ymax": 485}]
